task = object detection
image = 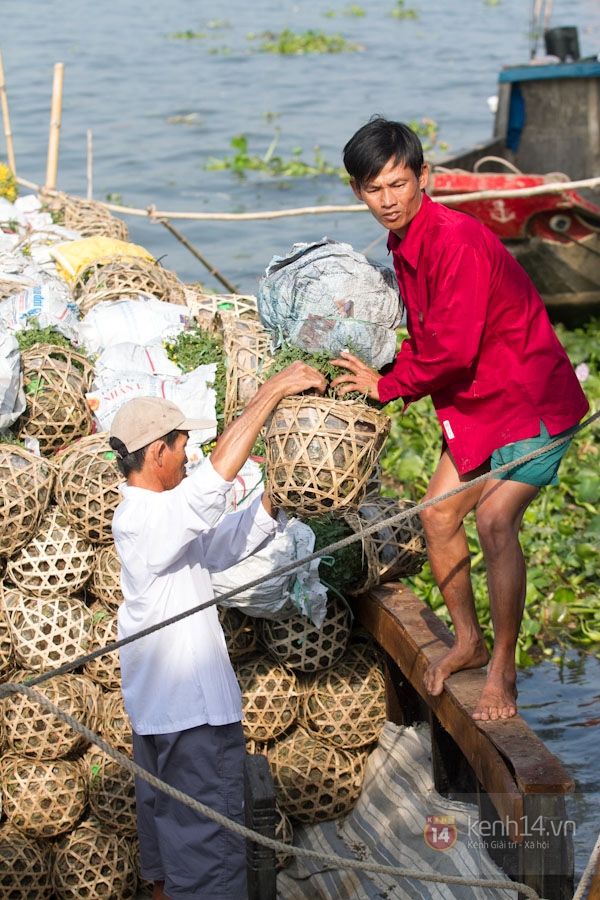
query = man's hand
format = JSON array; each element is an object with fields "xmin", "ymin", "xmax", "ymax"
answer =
[
  {"xmin": 330, "ymin": 352, "xmax": 382, "ymax": 401},
  {"xmin": 265, "ymin": 359, "xmax": 328, "ymax": 401}
]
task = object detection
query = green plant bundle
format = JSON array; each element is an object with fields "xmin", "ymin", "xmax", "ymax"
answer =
[
  {"xmin": 265, "ymin": 344, "xmax": 364, "ymax": 400},
  {"xmin": 164, "ymin": 326, "xmax": 226, "ymax": 428},
  {"xmin": 15, "ymin": 320, "xmax": 78, "ymax": 355},
  {"xmin": 310, "ymin": 514, "xmax": 366, "ymax": 595},
  {"xmin": 379, "ymin": 321, "xmax": 600, "ymax": 664}
]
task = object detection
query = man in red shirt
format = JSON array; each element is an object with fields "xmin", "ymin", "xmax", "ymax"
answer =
[{"xmin": 332, "ymin": 117, "xmax": 588, "ymax": 721}]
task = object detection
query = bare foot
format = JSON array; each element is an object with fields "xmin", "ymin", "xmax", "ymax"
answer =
[
  {"xmin": 472, "ymin": 671, "xmax": 518, "ymax": 721},
  {"xmin": 423, "ymin": 641, "xmax": 490, "ymax": 696}
]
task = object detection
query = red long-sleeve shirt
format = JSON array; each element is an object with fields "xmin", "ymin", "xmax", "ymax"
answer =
[{"xmin": 378, "ymin": 193, "xmax": 589, "ymax": 474}]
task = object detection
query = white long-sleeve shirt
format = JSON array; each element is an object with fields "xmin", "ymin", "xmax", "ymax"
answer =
[{"xmin": 112, "ymin": 457, "xmax": 282, "ymax": 735}]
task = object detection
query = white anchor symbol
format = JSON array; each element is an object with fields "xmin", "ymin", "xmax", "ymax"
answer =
[{"xmin": 489, "ymin": 200, "xmax": 516, "ymax": 223}]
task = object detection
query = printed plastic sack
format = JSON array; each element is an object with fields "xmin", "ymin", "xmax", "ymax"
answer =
[
  {"xmin": 86, "ymin": 364, "xmax": 217, "ymax": 446},
  {"xmin": 257, "ymin": 237, "xmax": 403, "ymax": 370},
  {"xmin": 77, "ymin": 295, "xmax": 193, "ymax": 357},
  {"xmin": 0, "ymin": 282, "xmax": 81, "ymax": 345},
  {"xmin": 93, "ymin": 341, "xmax": 181, "ymax": 383},
  {"xmin": 0, "ymin": 331, "xmax": 26, "ymax": 429},
  {"xmin": 212, "ymin": 517, "xmax": 328, "ymax": 626},
  {"xmin": 50, "ymin": 236, "xmax": 154, "ymax": 282}
]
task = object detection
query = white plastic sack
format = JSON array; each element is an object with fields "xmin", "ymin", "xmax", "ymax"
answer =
[
  {"xmin": 213, "ymin": 517, "xmax": 328, "ymax": 626},
  {"xmin": 92, "ymin": 341, "xmax": 181, "ymax": 385},
  {"xmin": 0, "ymin": 282, "xmax": 81, "ymax": 345},
  {"xmin": 76, "ymin": 295, "xmax": 193, "ymax": 357},
  {"xmin": 258, "ymin": 237, "xmax": 403, "ymax": 370},
  {"xmin": 86, "ymin": 364, "xmax": 218, "ymax": 445},
  {"xmin": 0, "ymin": 331, "xmax": 26, "ymax": 430}
]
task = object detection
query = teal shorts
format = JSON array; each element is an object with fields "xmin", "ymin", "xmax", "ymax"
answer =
[{"xmin": 490, "ymin": 421, "xmax": 577, "ymax": 487}]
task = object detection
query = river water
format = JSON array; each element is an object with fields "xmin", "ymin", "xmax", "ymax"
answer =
[{"xmin": 1, "ymin": 0, "xmax": 599, "ymax": 886}]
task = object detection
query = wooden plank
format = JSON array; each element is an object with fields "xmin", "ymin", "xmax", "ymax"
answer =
[
  {"xmin": 244, "ymin": 754, "xmax": 277, "ymax": 900},
  {"xmin": 353, "ymin": 584, "xmax": 574, "ymax": 811}
]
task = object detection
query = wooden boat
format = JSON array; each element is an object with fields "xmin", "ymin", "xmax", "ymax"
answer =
[{"xmin": 431, "ymin": 41, "xmax": 600, "ymax": 323}]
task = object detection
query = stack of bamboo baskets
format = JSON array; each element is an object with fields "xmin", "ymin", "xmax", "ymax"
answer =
[{"xmin": 0, "ymin": 192, "xmax": 427, "ymax": 899}]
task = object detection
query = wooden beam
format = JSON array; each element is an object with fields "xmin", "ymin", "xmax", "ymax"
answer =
[{"xmin": 352, "ymin": 584, "xmax": 575, "ymax": 811}]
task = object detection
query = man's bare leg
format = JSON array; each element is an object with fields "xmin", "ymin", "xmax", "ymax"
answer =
[
  {"xmin": 153, "ymin": 881, "xmax": 171, "ymax": 900},
  {"xmin": 473, "ymin": 477, "xmax": 539, "ymax": 720},
  {"xmin": 421, "ymin": 451, "xmax": 491, "ymax": 697}
]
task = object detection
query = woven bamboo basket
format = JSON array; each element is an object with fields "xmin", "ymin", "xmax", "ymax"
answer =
[
  {"xmin": 218, "ymin": 606, "xmax": 258, "ymax": 659},
  {"xmin": 90, "ymin": 543, "xmax": 124, "ymax": 611},
  {"xmin": 87, "ymin": 751, "xmax": 137, "ymax": 836},
  {"xmin": 267, "ymin": 726, "xmax": 368, "ymax": 824},
  {"xmin": 0, "ymin": 824, "xmax": 53, "ymax": 900},
  {"xmin": 3, "ymin": 588, "xmax": 92, "ymax": 673},
  {"xmin": 0, "ymin": 602, "xmax": 12, "ymax": 678},
  {"xmin": 45, "ymin": 192, "xmax": 130, "ymax": 241},
  {"xmin": 260, "ymin": 595, "xmax": 351, "ymax": 673},
  {"xmin": 184, "ymin": 287, "xmax": 259, "ymax": 330},
  {"xmin": 235, "ymin": 655, "xmax": 299, "ymax": 742},
  {"xmin": 275, "ymin": 804, "xmax": 294, "ymax": 869},
  {"xmin": 300, "ymin": 649, "xmax": 386, "ymax": 750},
  {"xmin": 5, "ymin": 506, "xmax": 96, "ymax": 599},
  {"xmin": 343, "ymin": 496, "xmax": 427, "ymax": 593},
  {"xmin": 264, "ymin": 397, "xmax": 391, "ymax": 517},
  {"xmin": 15, "ymin": 345, "xmax": 94, "ymax": 455},
  {"xmin": 0, "ymin": 445, "xmax": 54, "ymax": 558},
  {"xmin": 2, "ymin": 671, "xmax": 101, "ymax": 760},
  {"xmin": 54, "ymin": 433, "xmax": 122, "ymax": 544},
  {"xmin": 222, "ymin": 316, "xmax": 272, "ymax": 425},
  {"xmin": 52, "ymin": 817, "xmax": 138, "ymax": 900},
  {"xmin": 100, "ymin": 690, "xmax": 133, "ymax": 757},
  {"xmin": 72, "ymin": 255, "xmax": 187, "ymax": 314},
  {"xmin": 84, "ymin": 603, "xmax": 121, "ymax": 690},
  {"xmin": 0, "ymin": 754, "xmax": 88, "ymax": 838}
]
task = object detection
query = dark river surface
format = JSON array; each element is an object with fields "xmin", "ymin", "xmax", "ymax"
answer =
[{"xmin": 1, "ymin": 0, "xmax": 599, "ymax": 885}]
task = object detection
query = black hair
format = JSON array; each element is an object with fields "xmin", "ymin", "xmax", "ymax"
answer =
[
  {"xmin": 109, "ymin": 429, "xmax": 182, "ymax": 478},
  {"xmin": 343, "ymin": 116, "xmax": 424, "ymax": 186}
]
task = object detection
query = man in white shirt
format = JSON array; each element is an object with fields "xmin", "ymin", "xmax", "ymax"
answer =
[{"xmin": 109, "ymin": 361, "xmax": 326, "ymax": 900}]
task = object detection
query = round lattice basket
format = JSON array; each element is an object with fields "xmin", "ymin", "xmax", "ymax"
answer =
[
  {"xmin": 72, "ymin": 255, "xmax": 187, "ymax": 314},
  {"xmin": 343, "ymin": 496, "xmax": 427, "ymax": 593},
  {"xmin": 2, "ymin": 671, "xmax": 101, "ymax": 760},
  {"xmin": 0, "ymin": 754, "xmax": 88, "ymax": 838},
  {"xmin": 0, "ymin": 824, "xmax": 53, "ymax": 900},
  {"xmin": 0, "ymin": 601, "xmax": 12, "ymax": 678},
  {"xmin": 100, "ymin": 691, "xmax": 133, "ymax": 757},
  {"xmin": 260, "ymin": 595, "xmax": 351, "ymax": 673},
  {"xmin": 45, "ymin": 192, "xmax": 130, "ymax": 241},
  {"xmin": 264, "ymin": 397, "xmax": 391, "ymax": 517},
  {"xmin": 222, "ymin": 316, "xmax": 272, "ymax": 425},
  {"xmin": 300, "ymin": 648, "xmax": 386, "ymax": 750},
  {"xmin": 54, "ymin": 433, "xmax": 122, "ymax": 544},
  {"xmin": 219, "ymin": 606, "xmax": 258, "ymax": 660},
  {"xmin": 3, "ymin": 588, "xmax": 92, "ymax": 673},
  {"xmin": 0, "ymin": 444, "xmax": 54, "ymax": 558},
  {"xmin": 84, "ymin": 603, "xmax": 121, "ymax": 690},
  {"xmin": 87, "ymin": 751, "xmax": 137, "ymax": 836},
  {"xmin": 5, "ymin": 505, "xmax": 96, "ymax": 599},
  {"xmin": 90, "ymin": 543, "xmax": 123, "ymax": 611},
  {"xmin": 184, "ymin": 287, "xmax": 259, "ymax": 330},
  {"xmin": 52, "ymin": 817, "xmax": 138, "ymax": 900},
  {"xmin": 275, "ymin": 804, "xmax": 294, "ymax": 869},
  {"xmin": 235, "ymin": 655, "xmax": 299, "ymax": 742},
  {"xmin": 15, "ymin": 345, "xmax": 94, "ymax": 455},
  {"xmin": 267, "ymin": 726, "xmax": 368, "ymax": 824}
]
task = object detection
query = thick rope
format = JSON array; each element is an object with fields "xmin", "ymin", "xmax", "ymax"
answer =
[
  {"xmin": 14, "ymin": 175, "xmax": 600, "ymax": 222},
  {"xmin": 19, "ymin": 406, "xmax": 600, "ymax": 691},
  {"xmin": 572, "ymin": 831, "xmax": 600, "ymax": 900},
  {"xmin": 0, "ymin": 681, "xmax": 541, "ymax": 900}
]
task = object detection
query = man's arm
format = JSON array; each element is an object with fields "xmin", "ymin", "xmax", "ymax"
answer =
[{"xmin": 209, "ymin": 360, "xmax": 326, "ymax": 483}]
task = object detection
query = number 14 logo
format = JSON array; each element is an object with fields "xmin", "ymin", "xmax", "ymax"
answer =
[{"xmin": 423, "ymin": 815, "xmax": 458, "ymax": 851}]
